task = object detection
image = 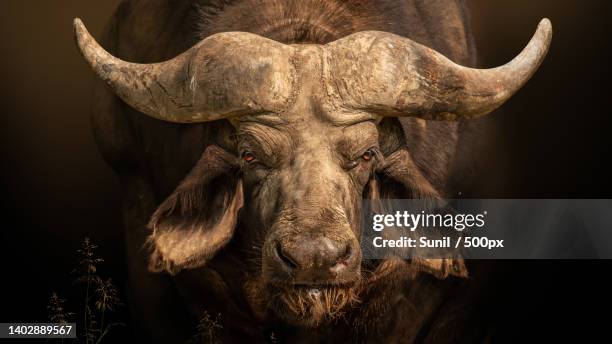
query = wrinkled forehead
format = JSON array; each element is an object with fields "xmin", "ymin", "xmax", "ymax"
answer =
[
  {"xmin": 234, "ymin": 45, "xmax": 380, "ymax": 150},
  {"xmin": 232, "ymin": 44, "xmax": 378, "ymax": 127}
]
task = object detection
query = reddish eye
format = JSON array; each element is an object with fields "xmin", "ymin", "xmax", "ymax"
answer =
[
  {"xmin": 362, "ymin": 149, "xmax": 374, "ymax": 161},
  {"xmin": 242, "ymin": 151, "xmax": 256, "ymax": 163}
]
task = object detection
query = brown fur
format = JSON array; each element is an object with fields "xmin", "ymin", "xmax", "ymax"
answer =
[
  {"xmin": 276, "ymin": 286, "xmax": 361, "ymax": 326},
  {"xmin": 89, "ymin": 0, "xmax": 485, "ymax": 342}
]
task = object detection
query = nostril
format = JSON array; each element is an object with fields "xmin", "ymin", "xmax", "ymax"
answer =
[
  {"xmin": 330, "ymin": 243, "xmax": 352, "ymax": 269},
  {"xmin": 276, "ymin": 242, "xmax": 298, "ymax": 269},
  {"xmin": 338, "ymin": 243, "xmax": 353, "ymax": 264}
]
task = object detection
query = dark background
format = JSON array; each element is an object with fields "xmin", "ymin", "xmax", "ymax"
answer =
[{"xmin": 0, "ymin": 0, "xmax": 610, "ymax": 341}]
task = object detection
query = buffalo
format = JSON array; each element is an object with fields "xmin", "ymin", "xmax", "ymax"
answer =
[{"xmin": 74, "ymin": 0, "xmax": 551, "ymax": 342}]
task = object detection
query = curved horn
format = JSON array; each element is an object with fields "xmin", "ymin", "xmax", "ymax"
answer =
[
  {"xmin": 327, "ymin": 19, "xmax": 553, "ymax": 120},
  {"xmin": 73, "ymin": 18, "xmax": 294, "ymax": 123}
]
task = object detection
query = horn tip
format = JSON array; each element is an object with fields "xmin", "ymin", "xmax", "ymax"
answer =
[
  {"xmin": 539, "ymin": 18, "xmax": 552, "ymax": 29},
  {"xmin": 72, "ymin": 18, "xmax": 87, "ymax": 44},
  {"xmin": 73, "ymin": 18, "xmax": 84, "ymax": 34},
  {"xmin": 72, "ymin": 18, "xmax": 95, "ymax": 61},
  {"xmin": 537, "ymin": 18, "xmax": 553, "ymax": 41}
]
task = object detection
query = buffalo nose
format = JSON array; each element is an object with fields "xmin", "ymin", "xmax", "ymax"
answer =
[{"xmin": 274, "ymin": 237, "xmax": 359, "ymax": 282}]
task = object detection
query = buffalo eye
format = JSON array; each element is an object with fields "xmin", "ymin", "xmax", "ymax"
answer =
[
  {"xmin": 242, "ymin": 151, "xmax": 256, "ymax": 163},
  {"xmin": 361, "ymin": 149, "xmax": 375, "ymax": 161},
  {"xmin": 344, "ymin": 148, "xmax": 377, "ymax": 170}
]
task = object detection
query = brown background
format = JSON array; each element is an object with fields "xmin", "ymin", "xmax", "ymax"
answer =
[{"xmin": 1, "ymin": 0, "xmax": 611, "ymax": 339}]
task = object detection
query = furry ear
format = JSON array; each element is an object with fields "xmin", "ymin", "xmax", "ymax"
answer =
[
  {"xmin": 376, "ymin": 147, "xmax": 468, "ymax": 279},
  {"xmin": 147, "ymin": 145, "xmax": 243, "ymax": 274},
  {"xmin": 377, "ymin": 147, "xmax": 441, "ymax": 199}
]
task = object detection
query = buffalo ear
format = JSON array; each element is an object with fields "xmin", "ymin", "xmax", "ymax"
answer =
[
  {"xmin": 376, "ymin": 148, "xmax": 468, "ymax": 279},
  {"xmin": 376, "ymin": 147, "xmax": 441, "ymax": 199},
  {"xmin": 147, "ymin": 145, "xmax": 243, "ymax": 275},
  {"xmin": 376, "ymin": 119, "xmax": 467, "ymax": 278}
]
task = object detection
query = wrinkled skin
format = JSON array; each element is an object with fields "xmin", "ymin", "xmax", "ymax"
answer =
[
  {"xmin": 89, "ymin": 0, "xmax": 492, "ymax": 342},
  {"xmin": 235, "ymin": 66, "xmax": 380, "ymax": 326}
]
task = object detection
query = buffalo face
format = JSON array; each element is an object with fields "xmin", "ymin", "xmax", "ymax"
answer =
[
  {"xmin": 74, "ymin": 18, "xmax": 552, "ymax": 327},
  {"xmin": 238, "ymin": 116, "xmax": 379, "ymax": 326}
]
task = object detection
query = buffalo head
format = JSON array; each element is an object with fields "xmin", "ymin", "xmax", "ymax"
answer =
[{"xmin": 74, "ymin": 18, "xmax": 551, "ymax": 327}]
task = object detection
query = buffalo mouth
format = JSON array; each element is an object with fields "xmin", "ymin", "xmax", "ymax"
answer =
[{"xmin": 267, "ymin": 283, "xmax": 361, "ymax": 327}]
